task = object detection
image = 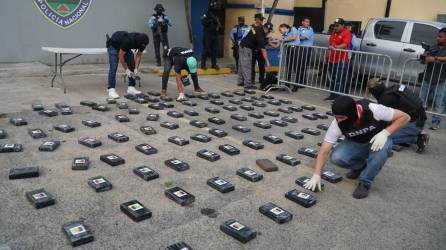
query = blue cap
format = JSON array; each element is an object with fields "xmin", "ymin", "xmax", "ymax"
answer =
[{"xmin": 186, "ymin": 57, "xmax": 197, "ymax": 74}]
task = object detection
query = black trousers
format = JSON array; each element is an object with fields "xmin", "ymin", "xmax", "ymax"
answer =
[
  {"xmin": 153, "ymin": 32, "xmax": 169, "ymax": 64},
  {"xmin": 296, "ymin": 47, "xmax": 312, "ymax": 85},
  {"xmin": 251, "ymin": 50, "xmax": 265, "ymax": 84},
  {"xmin": 201, "ymin": 32, "xmax": 218, "ymax": 68},
  {"xmin": 233, "ymin": 45, "xmax": 239, "ymax": 72}
]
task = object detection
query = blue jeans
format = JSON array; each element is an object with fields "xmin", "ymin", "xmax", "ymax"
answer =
[
  {"xmin": 329, "ymin": 62, "xmax": 348, "ymax": 94},
  {"xmin": 330, "ymin": 138, "xmax": 393, "ymax": 187},
  {"xmin": 419, "ymin": 81, "xmax": 446, "ymax": 125},
  {"xmin": 390, "ymin": 122, "xmax": 422, "ymax": 145},
  {"xmin": 107, "ymin": 46, "xmax": 135, "ymax": 89}
]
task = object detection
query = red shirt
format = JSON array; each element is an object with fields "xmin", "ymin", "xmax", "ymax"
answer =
[{"xmin": 329, "ymin": 28, "xmax": 352, "ymax": 64}]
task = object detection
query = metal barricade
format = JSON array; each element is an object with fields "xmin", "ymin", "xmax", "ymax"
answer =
[
  {"xmin": 266, "ymin": 44, "xmax": 393, "ymax": 99},
  {"xmin": 398, "ymin": 59, "xmax": 446, "ymax": 117}
]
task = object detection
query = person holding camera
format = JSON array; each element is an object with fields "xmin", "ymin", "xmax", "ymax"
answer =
[
  {"xmin": 148, "ymin": 4, "xmax": 172, "ymax": 66},
  {"xmin": 419, "ymin": 28, "xmax": 446, "ymax": 130},
  {"xmin": 161, "ymin": 47, "xmax": 205, "ymax": 101}
]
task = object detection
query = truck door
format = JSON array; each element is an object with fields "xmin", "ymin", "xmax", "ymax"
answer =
[
  {"xmin": 361, "ymin": 20, "xmax": 407, "ymax": 80},
  {"xmin": 399, "ymin": 22, "xmax": 439, "ymax": 83}
]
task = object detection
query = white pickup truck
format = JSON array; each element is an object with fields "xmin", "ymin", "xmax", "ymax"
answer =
[{"xmin": 314, "ymin": 18, "xmax": 446, "ymax": 80}]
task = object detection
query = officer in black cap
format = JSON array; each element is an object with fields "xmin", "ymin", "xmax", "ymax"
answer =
[
  {"xmin": 148, "ymin": 3, "xmax": 172, "ymax": 66},
  {"xmin": 251, "ymin": 13, "xmax": 267, "ymax": 85},
  {"xmin": 200, "ymin": 0, "xmax": 221, "ymax": 70},
  {"xmin": 238, "ymin": 22, "xmax": 272, "ymax": 89}
]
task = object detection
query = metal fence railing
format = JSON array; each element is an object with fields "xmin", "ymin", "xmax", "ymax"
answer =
[
  {"xmin": 398, "ymin": 59, "xmax": 446, "ymax": 117},
  {"xmin": 267, "ymin": 44, "xmax": 393, "ymax": 99}
]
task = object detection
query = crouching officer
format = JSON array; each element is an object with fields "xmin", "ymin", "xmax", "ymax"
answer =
[
  {"xmin": 106, "ymin": 31, "xmax": 149, "ymax": 99},
  {"xmin": 304, "ymin": 96, "xmax": 410, "ymax": 199},
  {"xmin": 368, "ymin": 78, "xmax": 429, "ymax": 153},
  {"xmin": 238, "ymin": 22, "xmax": 272, "ymax": 89},
  {"xmin": 148, "ymin": 4, "xmax": 171, "ymax": 66},
  {"xmin": 161, "ymin": 47, "xmax": 205, "ymax": 101}
]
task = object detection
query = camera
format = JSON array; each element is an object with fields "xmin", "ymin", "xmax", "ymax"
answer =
[{"xmin": 420, "ymin": 42, "xmax": 438, "ymax": 63}]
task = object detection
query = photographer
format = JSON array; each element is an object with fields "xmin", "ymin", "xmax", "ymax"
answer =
[
  {"xmin": 419, "ymin": 28, "xmax": 446, "ymax": 130},
  {"xmin": 148, "ymin": 4, "xmax": 172, "ymax": 66}
]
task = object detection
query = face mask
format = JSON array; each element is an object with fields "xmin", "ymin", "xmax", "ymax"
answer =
[{"xmin": 332, "ymin": 96, "xmax": 358, "ymax": 130}]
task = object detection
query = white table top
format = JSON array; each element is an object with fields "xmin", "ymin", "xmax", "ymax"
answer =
[{"xmin": 41, "ymin": 47, "xmax": 107, "ymax": 54}]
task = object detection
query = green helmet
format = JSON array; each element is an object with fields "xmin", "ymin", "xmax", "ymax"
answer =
[{"xmin": 186, "ymin": 57, "xmax": 197, "ymax": 74}]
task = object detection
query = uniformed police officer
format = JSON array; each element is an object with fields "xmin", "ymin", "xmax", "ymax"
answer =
[
  {"xmin": 161, "ymin": 47, "xmax": 205, "ymax": 101},
  {"xmin": 238, "ymin": 22, "xmax": 272, "ymax": 89},
  {"xmin": 230, "ymin": 16, "xmax": 249, "ymax": 73},
  {"xmin": 106, "ymin": 31, "xmax": 149, "ymax": 99},
  {"xmin": 148, "ymin": 4, "xmax": 172, "ymax": 66},
  {"xmin": 304, "ymin": 96, "xmax": 410, "ymax": 199},
  {"xmin": 251, "ymin": 13, "xmax": 267, "ymax": 85},
  {"xmin": 200, "ymin": 0, "xmax": 221, "ymax": 70}
]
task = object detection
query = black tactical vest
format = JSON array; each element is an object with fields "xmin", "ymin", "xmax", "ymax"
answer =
[{"xmin": 340, "ymin": 99, "xmax": 388, "ymax": 143}]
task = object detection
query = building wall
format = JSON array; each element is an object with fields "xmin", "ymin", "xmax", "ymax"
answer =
[
  {"xmin": 224, "ymin": 0, "xmax": 295, "ymax": 58},
  {"xmin": 0, "ymin": 0, "xmax": 190, "ymax": 64},
  {"xmin": 294, "ymin": 0, "xmax": 446, "ymax": 31}
]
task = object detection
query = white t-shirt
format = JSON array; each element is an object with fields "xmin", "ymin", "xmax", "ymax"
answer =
[{"xmin": 324, "ymin": 103, "xmax": 395, "ymax": 144}]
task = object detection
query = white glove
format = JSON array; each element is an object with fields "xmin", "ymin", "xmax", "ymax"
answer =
[
  {"xmin": 125, "ymin": 68, "xmax": 134, "ymax": 78},
  {"xmin": 370, "ymin": 129, "xmax": 390, "ymax": 151},
  {"xmin": 303, "ymin": 174, "xmax": 321, "ymax": 192},
  {"xmin": 134, "ymin": 68, "xmax": 139, "ymax": 76}
]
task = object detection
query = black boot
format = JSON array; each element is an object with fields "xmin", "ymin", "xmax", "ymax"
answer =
[
  {"xmin": 352, "ymin": 182, "xmax": 370, "ymax": 199},
  {"xmin": 346, "ymin": 164, "xmax": 366, "ymax": 180},
  {"xmin": 416, "ymin": 133, "xmax": 429, "ymax": 154}
]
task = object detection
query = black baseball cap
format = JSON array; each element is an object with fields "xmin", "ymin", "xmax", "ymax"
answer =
[
  {"xmin": 263, "ymin": 22, "xmax": 273, "ymax": 31},
  {"xmin": 254, "ymin": 13, "xmax": 264, "ymax": 20},
  {"xmin": 333, "ymin": 18, "xmax": 345, "ymax": 26}
]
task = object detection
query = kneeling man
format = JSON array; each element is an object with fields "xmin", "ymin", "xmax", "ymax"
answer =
[{"xmin": 304, "ymin": 96, "xmax": 410, "ymax": 199}]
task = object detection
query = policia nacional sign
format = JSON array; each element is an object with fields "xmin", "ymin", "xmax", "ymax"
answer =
[{"xmin": 33, "ymin": 0, "xmax": 92, "ymax": 29}]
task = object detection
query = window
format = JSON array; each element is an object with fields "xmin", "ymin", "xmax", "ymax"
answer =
[
  {"xmin": 374, "ymin": 21, "xmax": 406, "ymax": 42},
  {"xmin": 410, "ymin": 23, "xmax": 439, "ymax": 46}
]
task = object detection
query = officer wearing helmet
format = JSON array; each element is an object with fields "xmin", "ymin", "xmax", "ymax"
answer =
[
  {"xmin": 161, "ymin": 47, "xmax": 205, "ymax": 101},
  {"xmin": 148, "ymin": 3, "xmax": 172, "ymax": 66}
]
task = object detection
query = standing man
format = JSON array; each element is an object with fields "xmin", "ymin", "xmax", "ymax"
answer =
[
  {"xmin": 419, "ymin": 27, "xmax": 446, "ymax": 130},
  {"xmin": 251, "ymin": 14, "xmax": 266, "ymax": 86},
  {"xmin": 201, "ymin": 0, "xmax": 221, "ymax": 70},
  {"xmin": 230, "ymin": 16, "xmax": 249, "ymax": 73},
  {"xmin": 238, "ymin": 22, "xmax": 272, "ymax": 89},
  {"xmin": 148, "ymin": 3, "xmax": 172, "ymax": 66},
  {"xmin": 106, "ymin": 31, "xmax": 149, "ymax": 99},
  {"xmin": 161, "ymin": 47, "xmax": 205, "ymax": 101},
  {"xmin": 295, "ymin": 17, "xmax": 314, "ymax": 91},
  {"xmin": 325, "ymin": 18, "xmax": 352, "ymax": 100},
  {"xmin": 368, "ymin": 78, "xmax": 429, "ymax": 153},
  {"xmin": 304, "ymin": 96, "xmax": 410, "ymax": 199}
]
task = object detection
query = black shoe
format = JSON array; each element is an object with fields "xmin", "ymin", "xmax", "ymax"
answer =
[
  {"xmin": 244, "ymin": 85, "xmax": 257, "ymax": 90},
  {"xmin": 416, "ymin": 133, "xmax": 429, "ymax": 154},
  {"xmin": 237, "ymin": 83, "xmax": 244, "ymax": 86},
  {"xmin": 212, "ymin": 65, "xmax": 220, "ymax": 70},
  {"xmin": 352, "ymin": 182, "xmax": 370, "ymax": 199},
  {"xmin": 156, "ymin": 62, "xmax": 161, "ymax": 67},
  {"xmin": 291, "ymin": 85, "xmax": 299, "ymax": 92},
  {"xmin": 346, "ymin": 164, "xmax": 366, "ymax": 180},
  {"xmin": 201, "ymin": 65, "xmax": 207, "ymax": 70},
  {"xmin": 324, "ymin": 94, "xmax": 337, "ymax": 101}
]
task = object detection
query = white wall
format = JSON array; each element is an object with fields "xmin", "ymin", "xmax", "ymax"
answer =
[{"xmin": 0, "ymin": 0, "xmax": 190, "ymax": 64}]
